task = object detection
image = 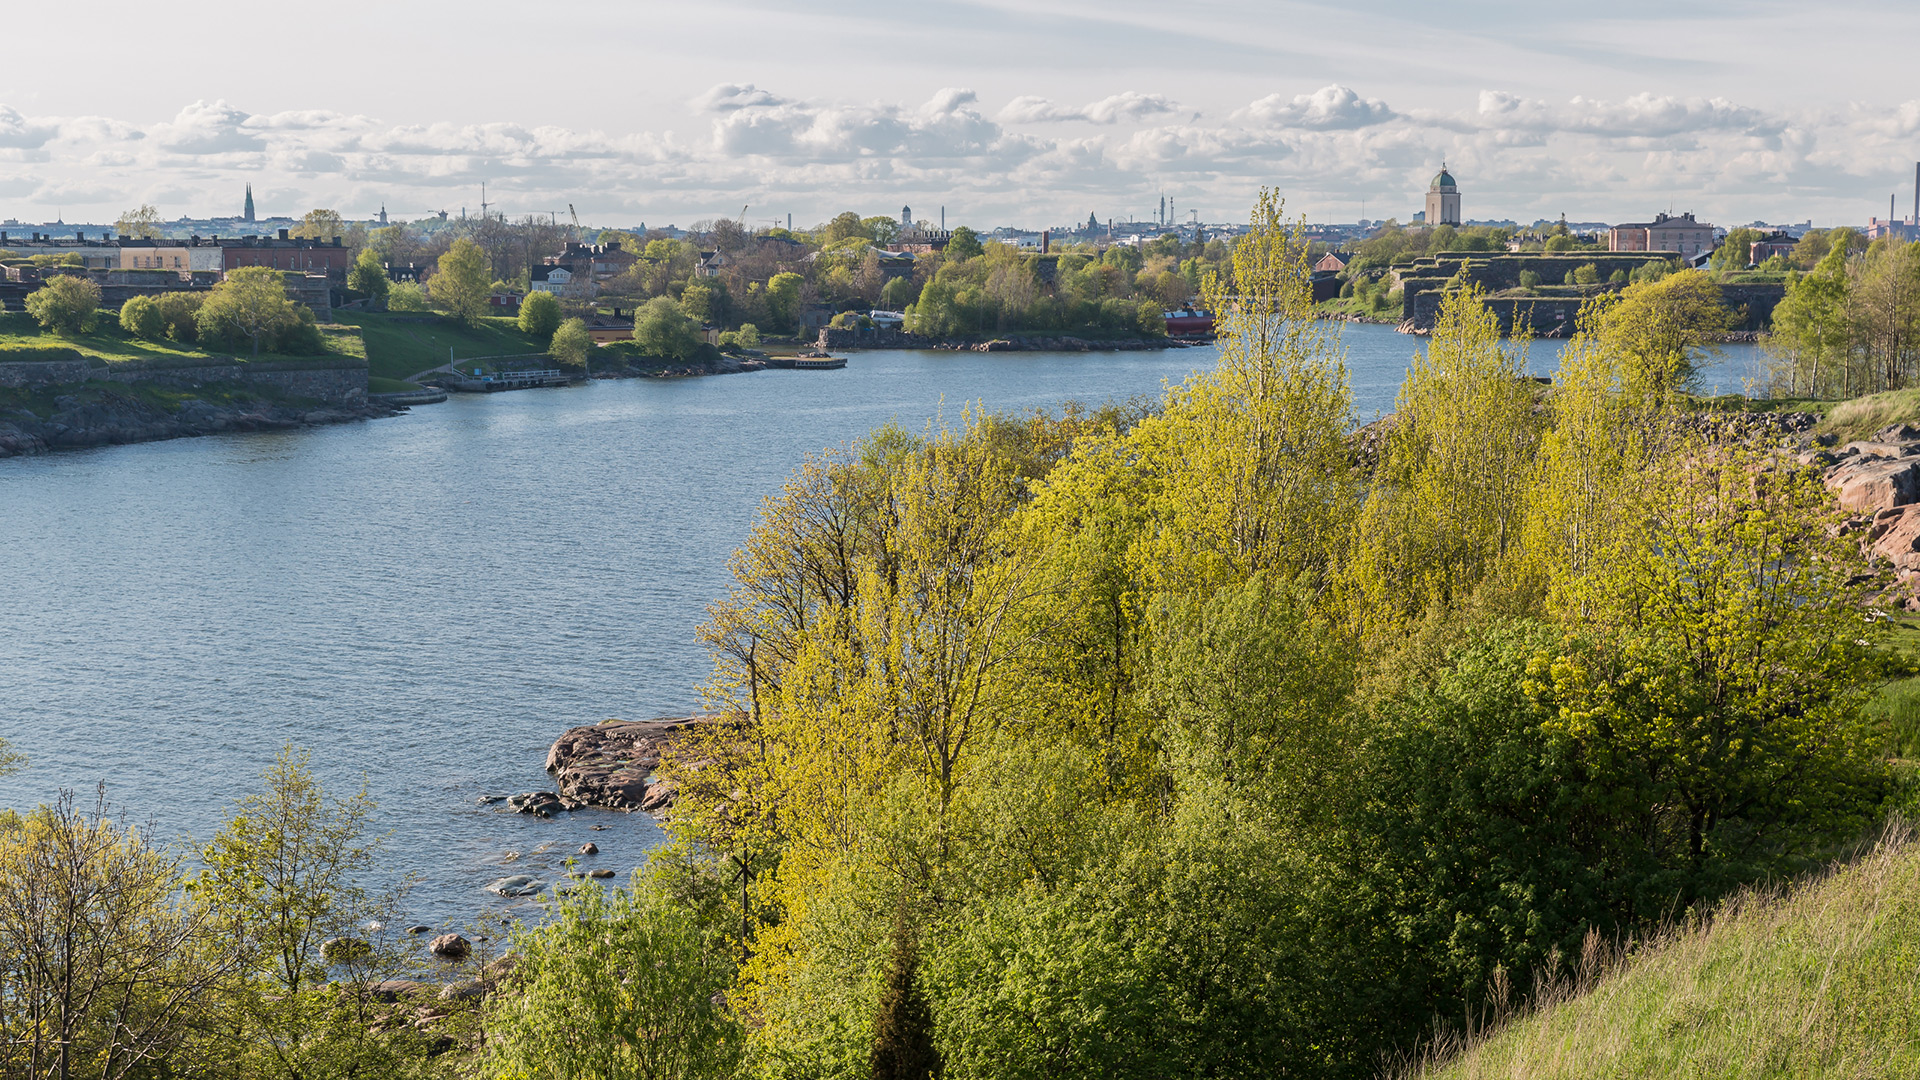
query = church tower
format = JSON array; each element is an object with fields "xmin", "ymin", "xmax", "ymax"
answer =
[
  {"xmin": 243, "ymin": 184, "xmax": 256, "ymax": 223},
  {"xmin": 1424, "ymin": 165, "xmax": 1460, "ymax": 227}
]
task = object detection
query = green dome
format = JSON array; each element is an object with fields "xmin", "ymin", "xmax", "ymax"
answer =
[{"xmin": 1430, "ymin": 168, "xmax": 1456, "ymax": 191}]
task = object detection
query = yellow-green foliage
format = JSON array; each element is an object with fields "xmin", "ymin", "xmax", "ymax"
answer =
[
  {"xmin": 1815, "ymin": 386, "xmax": 1920, "ymax": 442},
  {"xmin": 1419, "ymin": 830, "xmax": 1920, "ymax": 1080}
]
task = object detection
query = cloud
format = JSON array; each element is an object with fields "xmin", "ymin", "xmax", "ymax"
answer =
[
  {"xmin": 3, "ymin": 84, "xmax": 1916, "ymax": 230},
  {"xmin": 998, "ymin": 91, "xmax": 1180, "ymax": 125},
  {"xmin": 1241, "ymin": 85, "xmax": 1394, "ymax": 130},
  {"xmin": 0, "ymin": 105, "xmax": 59, "ymax": 150},
  {"xmin": 691, "ymin": 84, "xmax": 789, "ymax": 113}
]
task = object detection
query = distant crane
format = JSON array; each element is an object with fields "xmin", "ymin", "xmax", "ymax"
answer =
[
  {"xmin": 740, "ymin": 205, "xmax": 749, "ymax": 226},
  {"xmin": 568, "ymin": 204, "xmax": 581, "ymax": 243},
  {"xmin": 480, "ymin": 182, "xmax": 491, "ymax": 220}
]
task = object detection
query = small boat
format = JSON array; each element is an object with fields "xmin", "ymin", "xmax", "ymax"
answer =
[{"xmin": 792, "ymin": 355, "xmax": 847, "ymax": 370}]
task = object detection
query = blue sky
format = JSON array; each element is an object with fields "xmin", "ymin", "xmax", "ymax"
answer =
[{"xmin": 1, "ymin": 0, "xmax": 1916, "ymax": 229}]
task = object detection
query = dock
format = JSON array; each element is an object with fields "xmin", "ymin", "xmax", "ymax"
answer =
[{"xmin": 449, "ymin": 369, "xmax": 573, "ymax": 392}]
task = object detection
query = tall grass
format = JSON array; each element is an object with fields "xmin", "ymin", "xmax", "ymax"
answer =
[
  {"xmin": 1817, "ymin": 387, "xmax": 1920, "ymax": 442},
  {"xmin": 1868, "ymin": 677, "xmax": 1920, "ymax": 759},
  {"xmin": 1410, "ymin": 825, "xmax": 1920, "ymax": 1079}
]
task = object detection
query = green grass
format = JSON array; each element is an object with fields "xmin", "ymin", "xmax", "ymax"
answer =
[
  {"xmin": 1416, "ymin": 829, "xmax": 1920, "ymax": 1079},
  {"xmin": 0, "ymin": 311, "xmax": 364, "ymax": 369},
  {"xmin": 367, "ymin": 376, "xmax": 424, "ymax": 393},
  {"xmin": 334, "ymin": 311, "xmax": 546, "ymax": 381}
]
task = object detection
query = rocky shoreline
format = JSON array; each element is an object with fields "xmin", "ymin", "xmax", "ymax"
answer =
[
  {"xmin": 489, "ymin": 716, "xmax": 721, "ymax": 818},
  {"xmin": 0, "ymin": 392, "xmax": 401, "ymax": 458}
]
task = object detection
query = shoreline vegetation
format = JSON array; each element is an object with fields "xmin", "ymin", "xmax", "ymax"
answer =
[{"xmin": 10, "ymin": 193, "xmax": 1920, "ymax": 1077}]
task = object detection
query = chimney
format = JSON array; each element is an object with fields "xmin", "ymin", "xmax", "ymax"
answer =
[
  {"xmin": 279, "ymin": 228, "xmax": 290, "ymax": 240},
  {"xmin": 1041, "ymin": 229, "xmax": 1050, "ymax": 254},
  {"xmin": 1913, "ymin": 161, "xmax": 1918, "ymax": 224}
]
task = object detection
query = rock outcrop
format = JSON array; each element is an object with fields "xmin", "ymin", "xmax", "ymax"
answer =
[
  {"xmin": 544, "ymin": 716, "xmax": 722, "ymax": 813},
  {"xmin": 0, "ymin": 393, "xmax": 397, "ymax": 458}
]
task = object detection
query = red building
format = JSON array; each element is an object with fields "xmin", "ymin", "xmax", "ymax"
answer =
[{"xmin": 217, "ymin": 232, "xmax": 356, "ymax": 278}]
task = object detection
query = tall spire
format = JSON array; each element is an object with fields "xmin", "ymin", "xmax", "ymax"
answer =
[{"xmin": 243, "ymin": 184, "xmax": 255, "ymax": 223}]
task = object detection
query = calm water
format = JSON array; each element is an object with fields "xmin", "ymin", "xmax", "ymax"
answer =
[{"xmin": 0, "ymin": 325, "xmax": 1757, "ymax": 928}]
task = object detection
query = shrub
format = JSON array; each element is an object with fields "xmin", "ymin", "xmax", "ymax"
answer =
[
  {"xmin": 733, "ymin": 323, "xmax": 761, "ymax": 348},
  {"xmin": 389, "ymin": 281, "xmax": 427, "ymax": 312},
  {"xmin": 633, "ymin": 296, "xmax": 701, "ymax": 360},
  {"xmin": 1609, "ymin": 268, "xmax": 1629, "ymax": 284},
  {"xmin": 518, "ymin": 290, "xmax": 562, "ymax": 340},
  {"xmin": 24, "ymin": 275, "xmax": 101, "ymax": 335},
  {"xmin": 154, "ymin": 292, "xmax": 204, "ymax": 342},
  {"xmin": 196, "ymin": 267, "xmax": 317, "ymax": 355},
  {"xmin": 119, "ymin": 295, "xmax": 166, "ymax": 340},
  {"xmin": 549, "ymin": 317, "xmax": 591, "ymax": 368},
  {"xmin": 1573, "ymin": 263, "xmax": 1601, "ymax": 285},
  {"xmin": 1518, "ymin": 269, "xmax": 1541, "ymax": 289}
]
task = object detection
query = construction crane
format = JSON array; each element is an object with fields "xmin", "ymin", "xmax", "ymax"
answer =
[
  {"xmin": 740, "ymin": 205, "xmax": 749, "ymax": 225},
  {"xmin": 568, "ymin": 204, "xmax": 581, "ymax": 243}
]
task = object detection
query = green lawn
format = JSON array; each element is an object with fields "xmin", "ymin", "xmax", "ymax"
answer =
[
  {"xmin": 334, "ymin": 311, "xmax": 547, "ymax": 382},
  {"xmin": 0, "ymin": 311, "xmax": 363, "ymax": 368},
  {"xmin": 1419, "ymin": 832, "xmax": 1920, "ymax": 1079}
]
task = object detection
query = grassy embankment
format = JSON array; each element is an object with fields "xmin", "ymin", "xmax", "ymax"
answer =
[
  {"xmin": 331, "ymin": 311, "xmax": 547, "ymax": 385},
  {"xmin": 0, "ymin": 310, "xmax": 363, "ymax": 367},
  {"xmin": 1416, "ymin": 829, "xmax": 1920, "ymax": 1079}
]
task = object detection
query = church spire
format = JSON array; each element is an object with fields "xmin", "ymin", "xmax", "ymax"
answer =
[{"xmin": 243, "ymin": 183, "xmax": 255, "ymax": 223}]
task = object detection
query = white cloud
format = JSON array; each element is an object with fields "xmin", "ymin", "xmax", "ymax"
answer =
[
  {"xmin": 998, "ymin": 91, "xmax": 1180, "ymax": 125},
  {"xmin": 1241, "ymin": 85, "xmax": 1393, "ymax": 130},
  {"xmin": 2, "ymin": 83, "xmax": 1917, "ymax": 229}
]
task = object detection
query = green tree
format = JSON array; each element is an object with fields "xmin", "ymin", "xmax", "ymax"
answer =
[
  {"xmin": 1771, "ymin": 240, "xmax": 1854, "ymax": 396},
  {"xmin": 680, "ymin": 281, "xmax": 715, "ymax": 323},
  {"xmin": 115, "ymin": 204, "xmax": 163, "ymax": 240},
  {"xmin": 0, "ymin": 791, "xmax": 237, "ymax": 1080},
  {"xmin": 154, "ymin": 292, "xmax": 204, "ymax": 342},
  {"xmin": 1582, "ymin": 268, "xmax": 1731, "ymax": 399},
  {"xmin": 1518, "ymin": 269, "xmax": 1540, "ymax": 290},
  {"xmin": 944, "ymin": 226, "xmax": 983, "ymax": 261},
  {"xmin": 550, "ymin": 317, "xmax": 591, "ymax": 368},
  {"xmin": 880, "ymin": 276, "xmax": 917, "ymax": 310},
  {"xmin": 481, "ymin": 878, "xmax": 742, "ymax": 1080},
  {"xmin": 870, "ymin": 915, "xmax": 940, "ymax": 1080},
  {"xmin": 433, "ymin": 238, "xmax": 492, "ymax": 325},
  {"xmin": 518, "ymin": 289, "xmax": 563, "ymax": 340},
  {"xmin": 765, "ymin": 271, "xmax": 805, "ymax": 334},
  {"xmin": 195, "ymin": 748, "xmax": 436, "ymax": 1080},
  {"xmin": 24, "ymin": 275, "xmax": 101, "ymax": 335},
  {"xmin": 821, "ymin": 211, "xmax": 870, "ymax": 245},
  {"xmin": 389, "ymin": 280, "xmax": 428, "ymax": 312},
  {"xmin": 291, "ymin": 208, "xmax": 346, "ymax": 243},
  {"xmin": 633, "ymin": 297, "xmax": 701, "ymax": 360},
  {"xmin": 346, "ymin": 247, "xmax": 390, "ymax": 306},
  {"xmin": 1572, "ymin": 263, "xmax": 1600, "ymax": 285},
  {"xmin": 196, "ymin": 267, "xmax": 309, "ymax": 356},
  {"xmin": 119, "ymin": 294, "xmax": 166, "ymax": 340},
  {"xmin": 733, "ymin": 322, "xmax": 761, "ymax": 348},
  {"xmin": 1712, "ymin": 226, "xmax": 1765, "ymax": 270}
]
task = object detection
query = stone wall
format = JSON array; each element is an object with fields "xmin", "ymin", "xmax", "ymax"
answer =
[
  {"xmin": 1397, "ymin": 252, "xmax": 1787, "ymax": 333},
  {"xmin": 818, "ymin": 326, "xmax": 940, "ymax": 349},
  {"xmin": 0, "ymin": 357, "xmax": 93, "ymax": 388},
  {"xmin": 0, "ymin": 356, "xmax": 367, "ymax": 405}
]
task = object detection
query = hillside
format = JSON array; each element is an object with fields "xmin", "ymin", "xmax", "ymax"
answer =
[
  {"xmin": 1417, "ymin": 832, "xmax": 1920, "ymax": 1079},
  {"xmin": 334, "ymin": 311, "xmax": 548, "ymax": 382}
]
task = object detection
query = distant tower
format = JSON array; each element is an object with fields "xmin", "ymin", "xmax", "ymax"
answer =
[
  {"xmin": 378, "ymin": 204, "xmax": 388, "ymax": 226},
  {"xmin": 1424, "ymin": 164, "xmax": 1461, "ymax": 227},
  {"xmin": 243, "ymin": 184, "xmax": 255, "ymax": 223},
  {"xmin": 901, "ymin": 205, "xmax": 912, "ymax": 227}
]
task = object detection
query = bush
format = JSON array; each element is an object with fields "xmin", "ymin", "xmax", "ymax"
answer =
[
  {"xmin": 119, "ymin": 295, "xmax": 166, "ymax": 340},
  {"xmin": 734, "ymin": 323, "xmax": 761, "ymax": 348},
  {"xmin": 154, "ymin": 292, "xmax": 204, "ymax": 342},
  {"xmin": 1518, "ymin": 269, "xmax": 1541, "ymax": 289},
  {"xmin": 196, "ymin": 267, "xmax": 317, "ymax": 355},
  {"xmin": 549, "ymin": 317, "xmax": 591, "ymax": 368},
  {"xmin": 1573, "ymin": 263, "xmax": 1601, "ymax": 285},
  {"xmin": 518, "ymin": 290, "xmax": 562, "ymax": 340},
  {"xmin": 1609, "ymin": 268, "xmax": 1629, "ymax": 284},
  {"xmin": 389, "ymin": 281, "xmax": 427, "ymax": 312},
  {"xmin": 633, "ymin": 296, "xmax": 701, "ymax": 360},
  {"xmin": 24, "ymin": 275, "xmax": 101, "ymax": 335}
]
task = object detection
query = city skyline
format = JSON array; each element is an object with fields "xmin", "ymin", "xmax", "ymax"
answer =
[{"xmin": 2, "ymin": 1, "xmax": 1918, "ymax": 228}]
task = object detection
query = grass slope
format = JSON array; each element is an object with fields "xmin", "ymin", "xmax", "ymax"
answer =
[
  {"xmin": 335, "ymin": 311, "xmax": 547, "ymax": 381},
  {"xmin": 1418, "ymin": 833, "xmax": 1920, "ymax": 1079},
  {"xmin": 0, "ymin": 311, "xmax": 363, "ymax": 367}
]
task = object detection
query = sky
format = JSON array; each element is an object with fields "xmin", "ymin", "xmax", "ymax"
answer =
[{"xmin": 2, "ymin": 0, "xmax": 1918, "ymax": 231}]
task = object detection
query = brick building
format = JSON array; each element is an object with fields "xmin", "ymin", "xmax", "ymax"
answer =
[{"xmin": 1608, "ymin": 212, "xmax": 1715, "ymax": 258}]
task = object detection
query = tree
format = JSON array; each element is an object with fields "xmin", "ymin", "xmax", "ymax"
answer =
[
  {"xmin": 733, "ymin": 322, "xmax": 761, "ymax": 348},
  {"xmin": 196, "ymin": 267, "xmax": 310, "ymax": 356},
  {"xmin": 1711, "ymin": 226, "xmax": 1765, "ymax": 270},
  {"xmin": 346, "ymin": 248, "xmax": 390, "ymax": 306},
  {"xmin": 764, "ymin": 271, "xmax": 805, "ymax": 334},
  {"xmin": 0, "ymin": 790, "xmax": 237, "ymax": 1080},
  {"xmin": 115, "ymin": 204, "xmax": 163, "ymax": 240},
  {"xmin": 433, "ymin": 238, "xmax": 493, "ymax": 325},
  {"xmin": 518, "ymin": 290, "xmax": 563, "ymax": 340},
  {"xmin": 1581, "ymin": 268, "xmax": 1731, "ymax": 399},
  {"xmin": 1771, "ymin": 240, "xmax": 1855, "ymax": 396},
  {"xmin": 291, "ymin": 208, "xmax": 346, "ymax": 243},
  {"xmin": 944, "ymin": 226, "xmax": 983, "ymax": 261},
  {"xmin": 880, "ymin": 276, "xmax": 917, "ymax": 309},
  {"xmin": 680, "ymin": 281, "xmax": 715, "ymax": 323},
  {"xmin": 119, "ymin": 295, "xmax": 166, "ymax": 340},
  {"xmin": 821, "ymin": 212, "xmax": 870, "ymax": 245},
  {"xmin": 481, "ymin": 878, "xmax": 742, "ymax": 1080},
  {"xmin": 633, "ymin": 297, "xmax": 701, "ymax": 360},
  {"xmin": 24, "ymin": 275, "xmax": 101, "ymax": 335},
  {"xmin": 871, "ymin": 915, "xmax": 940, "ymax": 1080},
  {"xmin": 389, "ymin": 281, "xmax": 428, "ymax": 312},
  {"xmin": 154, "ymin": 292, "xmax": 204, "ymax": 342},
  {"xmin": 195, "ymin": 749, "xmax": 435, "ymax": 1080},
  {"xmin": 550, "ymin": 317, "xmax": 591, "ymax": 368}
]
